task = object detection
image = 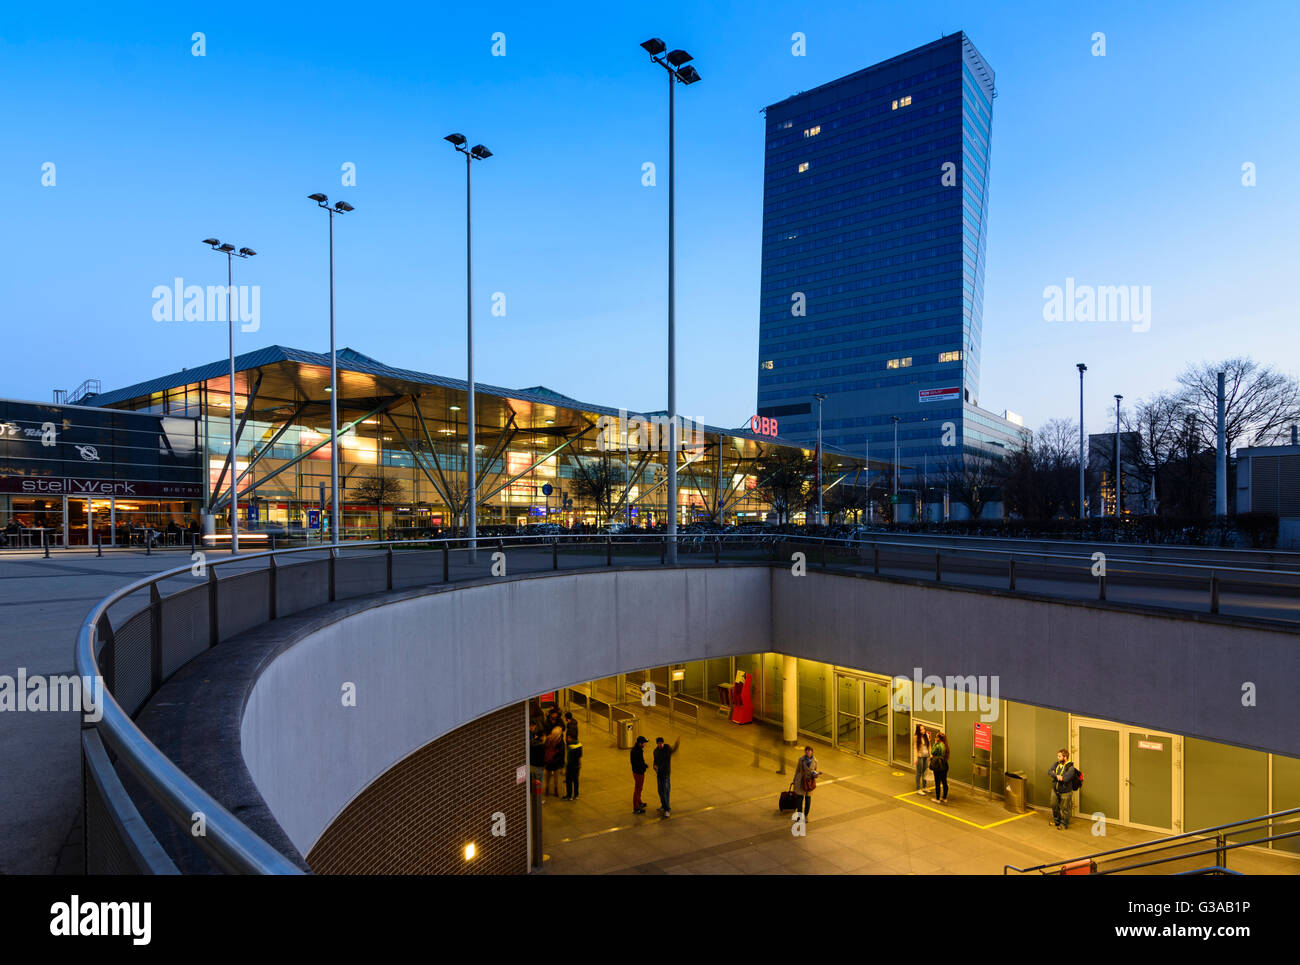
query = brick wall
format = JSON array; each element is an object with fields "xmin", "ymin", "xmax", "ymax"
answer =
[{"xmin": 307, "ymin": 703, "xmax": 528, "ymax": 874}]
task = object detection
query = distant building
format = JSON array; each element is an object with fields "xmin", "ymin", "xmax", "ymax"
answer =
[
  {"xmin": 1088, "ymin": 431, "xmax": 1147, "ymax": 516},
  {"xmin": 1236, "ymin": 444, "xmax": 1300, "ymax": 547}
]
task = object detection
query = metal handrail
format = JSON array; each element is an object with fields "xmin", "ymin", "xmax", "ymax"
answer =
[
  {"xmin": 1002, "ymin": 806, "xmax": 1300, "ymax": 874},
  {"xmin": 77, "ymin": 533, "xmax": 1300, "ymax": 875}
]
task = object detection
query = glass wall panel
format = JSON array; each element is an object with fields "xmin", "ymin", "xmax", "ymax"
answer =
[
  {"xmin": 797, "ymin": 659, "xmax": 831, "ymax": 740},
  {"xmin": 945, "ymin": 697, "xmax": 1004, "ymax": 791},
  {"xmin": 761, "ymin": 653, "xmax": 784, "ymax": 723},
  {"xmin": 1005, "ymin": 702, "xmax": 1068, "ymax": 809},
  {"xmin": 1184, "ymin": 737, "xmax": 1268, "ymax": 834},
  {"xmin": 681, "ymin": 660, "xmax": 704, "ymax": 700},
  {"xmin": 705, "ymin": 658, "xmax": 733, "ymax": 704},
  {"xmin": 1272, "ymin": 754, "xmax": 1300, "ymax": 856}
]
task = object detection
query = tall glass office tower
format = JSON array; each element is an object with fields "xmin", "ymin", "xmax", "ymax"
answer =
[{"xmin": 756, "ymin": 33, "xmax": 1022, "ymax": 486}]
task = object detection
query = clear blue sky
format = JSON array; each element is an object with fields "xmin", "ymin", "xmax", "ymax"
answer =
[{"xmin": 2, "ymin": 0, "xmax": 1297, "ymax": 436}]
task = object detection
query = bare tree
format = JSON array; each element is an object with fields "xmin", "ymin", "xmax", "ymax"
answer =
[
  {"xmin": 933, "ymin": 454, "xmax": 1001, "ymax": 521},
  {"xmin": 569, "ymin": 455, "xmax": 626, "ymax": 525},
  {"xmin": 753, "ymin": 448, "xmax": 813, "ymax": 524},
  {"xmin": 352, "ymin": 475, "xmax": 406, "ymax": 537},
  {"xmin": 1122, "ymin": 393, "xmax": 1181, "ymax": 515},
  {"xmin": 1177, "ymin": 357, "xmax": 1300, "ymax": 454}
]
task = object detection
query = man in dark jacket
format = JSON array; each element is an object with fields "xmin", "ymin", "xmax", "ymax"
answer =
[
  {"xmin": 652, "ymin": 736, "xmax": 681, "ymax": 817},
  {"xmin": 1049, "ymin": 749, "xmax": 1079, "ymax": 830},
  {"xmin": 630, "ymin": 736, "xmax": 649, "ymax": 814},
  {"xmin": 562, "ymin": 737, "xmax": 583, "ymax": 800},
  {"xmin": 564, "ymin": 712, "xmax": 579, "ymax": 743}
]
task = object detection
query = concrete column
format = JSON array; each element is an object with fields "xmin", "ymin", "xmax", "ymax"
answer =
[{"xmin": 782, "ymin": 654, "xmax": 798, "ymax": 745}]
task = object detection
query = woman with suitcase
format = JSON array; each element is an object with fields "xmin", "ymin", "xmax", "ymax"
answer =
[{"xmin": 793, "ymin": 746, "xmax": 820, "ymax": 819}]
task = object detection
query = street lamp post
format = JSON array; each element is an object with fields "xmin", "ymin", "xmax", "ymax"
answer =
[
  {"xmin": 202, "ymin": 239, "xmax": 256, "ymax": 554},
  {"xmin": 1114, "ymin": 393, "xmax": 1123, "ymax": 519},
  {"xmin": 445, "ymin": 134, "xmax": 493, "ymax": 564},
  {"xmin": 641, "ymin": 37, "xmax": 701, "ymax": 563},
  {"xmin": 813, "ymin": 393, "xmax": 825, "ymax": 526},
  {"xmin": 307, "ymin": 195, "xmax": 354, "ymax": 547},
  {"xmin": 1077, "ymin": 363, "xmax": 1087, "ymax": 520},
  {"xmin": 891, "ymin": 416, "xmax": 900, "ymax": 522}
]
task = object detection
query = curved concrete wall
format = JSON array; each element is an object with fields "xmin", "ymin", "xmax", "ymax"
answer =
[{"xmin": 240, "ymin": 565, "xmax": 1300, "ymax": 857}]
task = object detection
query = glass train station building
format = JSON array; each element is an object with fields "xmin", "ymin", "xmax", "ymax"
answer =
[{"xmin": 0, "ymin": 345, "xmax": 872, "ymax": 545}]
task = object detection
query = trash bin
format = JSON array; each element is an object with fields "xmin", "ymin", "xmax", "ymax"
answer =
[
  {"xmin": 1003, "ymin": 770, "xmax": 1028, "ymax": 813},
  {"xmin": 617, "ymin": 717, "xmax": 636, "ymax": 749}
]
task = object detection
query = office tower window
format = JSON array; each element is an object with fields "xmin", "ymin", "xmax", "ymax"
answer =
[
  {"xmin": 803, "ymin": 125, "xmax": 821, "ymax": 137},
  {"xmin": 938, "ymin": 350, "xmax": 962, "ymax": 363},
  {"xmin": 886, "ymin": 357, "xmax": 913, "ymax": 369},
  {"xmin": 797, "ymin": 161, "xmax": 810, "ymax": 173},
  {"xmin": 891, "ymin": 94, "xmax": 913, "ymax": 110},
  {"xmin": 761, "ymin": 360, "xmax": 774, "ymax": 370}
]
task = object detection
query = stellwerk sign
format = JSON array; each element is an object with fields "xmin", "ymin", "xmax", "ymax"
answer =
[{"xmin": 0, "ymin": 475, "xmax": 203, "ymax": 499}]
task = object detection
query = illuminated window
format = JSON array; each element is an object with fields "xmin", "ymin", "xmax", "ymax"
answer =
[
  {"xmin": 784, "ymin": 232, "xmax": 798, "ymax": 240},
  {"xmin": 803, "ymin": 125, "xmax": 821, "ymax": 137},
  {"xmin": 938, "ymin": 350, "xmax": 962, "ymax": 363},
  {"xmin": 779, "ymin": 120, "xmax": 793, "ymax": 129},
  {"xmin": 761, "ymin": 360, "xmax": 774, "ymax": 370},
  {"xmin": 891, "ymin": 95, "xmax": 912, "ymax": 110},
  {"xmin": 797, "ymin": 161, "xmax": 810, "ymax": 173},
  {"xmin": 886, "ymin": 357, "xmax": 912, "ymax": 369}
]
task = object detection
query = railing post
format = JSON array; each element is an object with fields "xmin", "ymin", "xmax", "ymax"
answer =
[
  {"xmin": 821, "ymin": 541, "xmax": 827, "ymax": 569},
  {"xmin": 328, "ymin": 547, "xmax": 337, "ymax": 602},
  {"xmin": 935, "ymin": 551, "xmax": 941, "ymax": 582},
  {"xmin": 1098, "ymin": 572, "xmax": 1106, "ymax": 601},
  {"xmin": 149, "ymin": 582, "xmax": 163, "ymax": 692},
  {"xmin": 270, "ymin": 533, "xmax": 276, "ymax": 552},
  {"xmin": 268, "ymin": 554, "xmax": 278, "ymax": 621},
  {"xmin": 1009, "ymin": 555, "xmax": 1016, "ymax": 591},
  {"xmin": 443, "ymin": 541, "xmax": 450, "ymax": 582},
  {"xmin": 386, "ymin": 544, "xmax": 394, "ymax": 590},
  {"xmin": 606, "ymin": 535, "xmax": 612, "ymax": 566},
  {"xmin": 207, "ymin": 566, "xmax": 220, "ymax": 647},
  {"xmin": 714, "ymin": 537, "xmax": 720, "ymax": 564},
  {"xmin": 191, "ymin": 532, "xmax": 197, "ymax": 554},
  {"xmin": 660, "ymin": 537, "xmax": 667, "ymax": 565},
  {"xmin": 552, "ymin": 538, "xmax": 558, "ymax": 571},
  {"xmin": 873, "ymin": 544, "xmax": 879, "ymax": 576},
  {"xmin": 96, "ymin": 535, "xmax": 103, "ymax": 558},
  {"xmin": 1210, "ymin": 571, "xmax": 1220, "ymax": 614}
]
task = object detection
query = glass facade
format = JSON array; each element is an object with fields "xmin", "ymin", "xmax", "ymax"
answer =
[
  {"xmin": 757, "ymin": 33, "xmax": 1022, "ymax": 482},
  {"xmin": 84, "ymin": 347, "xmax": 864, "ymax": 541}
]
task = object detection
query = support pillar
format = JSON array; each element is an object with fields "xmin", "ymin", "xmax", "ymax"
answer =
[{"xmin": 782, "ymin": 655, "xmax": 798, "ymax": 745}]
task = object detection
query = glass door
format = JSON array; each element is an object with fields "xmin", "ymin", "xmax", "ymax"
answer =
[
  {"xmin": 835, "ymin": 674, "xmax": 861, "ymax": 755},
  {"xmin": 863, "ymin": 677, "xmax": 891, "ymax": 761},
  {"xmin": 1127, "ymin": 730, "xmax": 1178, "ymax": 832},
  {"xmin": 1072, "ymin": 718, "xmax": 1181, "ymax": 833}
]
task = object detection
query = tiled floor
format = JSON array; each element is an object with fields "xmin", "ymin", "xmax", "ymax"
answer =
[{"xmin": 536, "ymin": 699, "xmax": 1300, "ymax": 875}]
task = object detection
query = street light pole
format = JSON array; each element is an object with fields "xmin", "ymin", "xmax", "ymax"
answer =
[
  {"xmin": 892, "ymin": 415, "xmax": 900, "ymax": 522},
  {"xmin": 814, "ymin": 393, "xmax": 825, "ymax": 526},
  {"xmin": 1114, "ymin": 393, "xmax": 1123, "ymax": 519},
  {"xmin": 1077, "ymin": 363, "xmax": 1087, "ymax": 520},
  {"xmin": 308, "ymin": 195, "xmax": 354, "ymax": 547},
  {"xmin": 642, "ymin": 38, "xmax": 701, "ymax": 564},
  {"xmin": 445, "ymin": 135, "xmax": 493, "ymax": 564},
  {"xmin": 202, "ymin": 239, "xmax": 256, "ymax": 554}
]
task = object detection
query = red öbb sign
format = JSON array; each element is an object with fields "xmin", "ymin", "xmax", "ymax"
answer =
[{"xmin": 750, "ymin": 415, "xmax": 779, "ymax": 436}]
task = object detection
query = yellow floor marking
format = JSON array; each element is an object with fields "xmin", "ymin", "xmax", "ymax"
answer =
[{"xmin": 892, "ymin": 790, "xmax": 1034, "ymax": 829}]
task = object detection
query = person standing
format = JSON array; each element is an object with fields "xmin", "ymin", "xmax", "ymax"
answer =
[
  {"xmin": 564, "ymin": 711, "xmax": 579, "ymax": 743},
  {"xmin": 562, "ymin": 734, "xmax": 583, "ymax": 800},
  {"xmin": 793, "ymin": 746, "xmax": 820, "ymax": 818},
  {"xmin": 913, "ymin": 725, "xmax": 931, "ymax": 795},
  {"xmin": 543, "ymin": 726, "xmax": 565, "ymax": 796},
  {"xmin": 930, "ymin": 731, "xmax": 950, "ymax": 804},
  {"xmin": 630, "ymin": 736, "xmax": 649, "ymax": 814},
  {"xmin": 652, "ymin": 736, "xmax": 680, "ymax": 817},
  {"xmin": 1049, "ymin": 749, "xmax": 1079, "ymax": 830}
]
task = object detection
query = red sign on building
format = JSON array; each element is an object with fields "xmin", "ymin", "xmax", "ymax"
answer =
[{"xmin": 974, "ymin": 722, "xmax": 992, "ymax": 751}]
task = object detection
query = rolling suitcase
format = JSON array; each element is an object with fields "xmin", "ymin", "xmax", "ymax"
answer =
[{"xmin": 779, "ymin": 782, "xmax": 801, "ymax": 812}]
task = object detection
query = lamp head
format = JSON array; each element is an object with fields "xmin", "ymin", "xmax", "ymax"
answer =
[
  {"xmin": 470, "ymin": 145, "xmax": 492, "ymax": 160},
  {"xmin": 640, "ymin": 38, "xmax": 666, "ymax": 56},
  {"xmin": 238, "ymin": 247, "xmax": 256, "ymax": 257},
  {"xmin": 217, "ymin": 243, "xmax": 236, "ymax": 253},
  {"xmin": 201, "ymin": 238, "xmax": 220, "ymax": 247},
  {"xmin": 1077, "ymin": 363, "xmax": 1088, "ymax": 373},
  {"xmin": 444, "ymin": 133, "xmax": 467, "ymax": 147},
  {"xmin": 334, "ymin": 201, "xmax": 354, "ymax": 212},
  {"xmin": 666, "ymin": 49, "xmax": 693, "ymax": 67},
  {"xmin": 677, "ymin": 65, "xmax": 702, "ymax": 84},
  {"xmin": 308, "ymin": 193, "xmax": 328, "ymax": 204}
]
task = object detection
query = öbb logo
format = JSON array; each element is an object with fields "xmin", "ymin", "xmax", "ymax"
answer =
[{"xmin": 750, "ymin": 415, "xmax": 778, "ymax": 437}]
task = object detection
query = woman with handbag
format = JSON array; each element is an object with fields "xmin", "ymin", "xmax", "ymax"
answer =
[
  {"xmin": 930, "ymin": 731, "xmax": 950, "ymax": 804},
  {"xmin": 793, "ymin": 745, "xmax": 820, "ymax": 819},
  {"xmin": 913, "ymin": 725, "xmax": 931, "ymax": 795}
]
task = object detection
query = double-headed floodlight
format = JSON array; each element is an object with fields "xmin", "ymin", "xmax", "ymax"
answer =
[{"xmin": 201, "ymin": 237, "xmax": 257, "ymax": 553}]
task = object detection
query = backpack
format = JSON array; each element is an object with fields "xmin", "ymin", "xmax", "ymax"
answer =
[{"xmin": 1071, "ymin": 768, "xmax": 1083, "ymax": 792}]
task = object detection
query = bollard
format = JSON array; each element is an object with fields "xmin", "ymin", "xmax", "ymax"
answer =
[
  {"xmin": 145, "ymin": 532, "xmax": 151, "ymax": 556},
  {"xmin": 43, "ymin": 530, "xmax": 50, "ymax": 559},
  {"xmin": 1008, "ymin": 555, "xmax": 1016, "ymax": 591},
  {"xmin": 1098, "ymin": 572, "xmax": 1106, "ymax": 601},
  {"xmin": 873, "ymin": 544, "xmax": 879, "ymax": 576},
  {"xmin": 935, "ymin": 551, "xmax": 941, "ymax": 582},
  {"xmin": 96, "ymin": 535, "xmax": 103, "ymax": 558},
  {"xmin": 1210, "ymin": 572, "xmax": 1220, "ymax": 614}
]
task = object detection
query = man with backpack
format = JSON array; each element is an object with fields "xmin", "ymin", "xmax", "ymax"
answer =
[{"xmin": 1049, "ymin": 749, "xmax": 1081, "ymax": 830}]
